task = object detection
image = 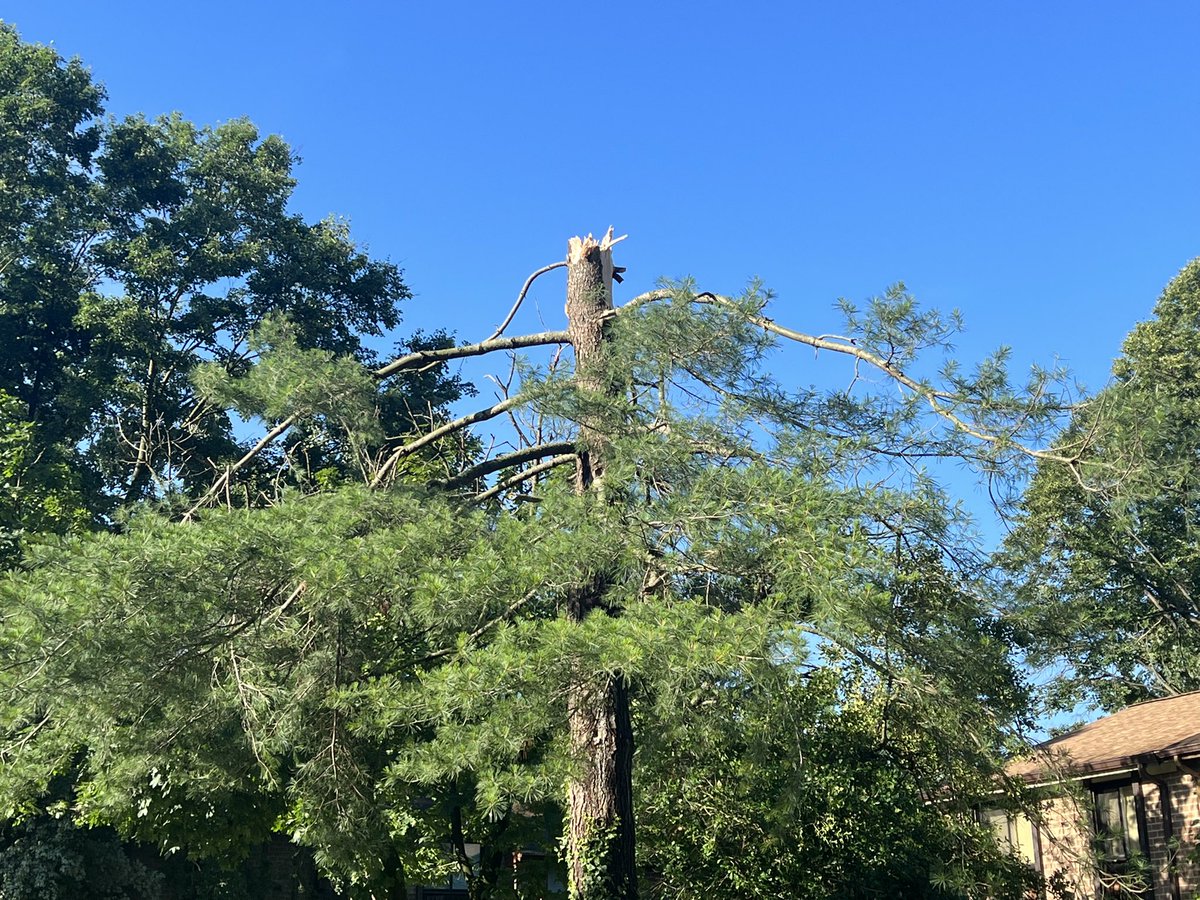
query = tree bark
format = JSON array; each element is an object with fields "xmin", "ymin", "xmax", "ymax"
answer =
[{"xmin": 563, "ymin": 229, "xmax": 637, "ymax": 900}]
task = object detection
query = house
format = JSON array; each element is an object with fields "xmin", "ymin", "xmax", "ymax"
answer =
[{"xmin": 996, "ymin": 691, "xmax": 1200, "ymax": 899}]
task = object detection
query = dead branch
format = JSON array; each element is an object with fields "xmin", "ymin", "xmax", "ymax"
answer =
[
  {"xmin": 185, "ymin": 414, "xmax": 299, "ymax": 520},
  {"xmin": 370, "ymin": 396, "xmax": 524, "ymax": 488},
  {"xmin": 373, "ymin": 330, "xmax": 570, "ymax": 379},
  {"xmin": 485, "ymin": 261, "xmax": 567, "ymax": 341},
  {"xmin": 471, "ymin": 453, "xmax": 576, "ymax": 503},
  {"xmin": 434, "ymin": 441, "xmax": 576, "ymax": 491}
]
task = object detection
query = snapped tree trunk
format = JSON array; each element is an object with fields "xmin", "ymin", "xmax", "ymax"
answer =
[{"xmin": 563, "ymin": 229, "xmax": 637, "ymax": 900}]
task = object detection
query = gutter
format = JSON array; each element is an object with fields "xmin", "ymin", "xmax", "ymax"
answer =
[
  {"xmin": 1022, "ymin": 766, "xmax": 1138, "ymax": 790},
  {"xmin": 1173, "ymin": 755, "xmax": 1200, "ymax": 779}
]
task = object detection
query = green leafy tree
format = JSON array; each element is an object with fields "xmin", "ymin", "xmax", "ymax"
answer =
[
  {"xmin": 0, "ymin": 24, "xmax": 104, "ymax": 446},
  {"xmin": 1003, "ymin": 258, "xmax": 1200, "ymax": 709},
  {"xmin": 0, "ymin": 392, "xmax": 87, "ymax": 566},
  {"xmin": 0, "ymin": 817, "xmax": 163, "ymax": 900},
  {"xmin": 84, "ymin": 111, "xmax": 415, "ymax": 505},
  {"xmin": 0, "ymin": 23, "xmax": 463, "ymax": 525},
  {"xmin": 636, "ymin": 671, "xmax": 1038, "ymax": 899},
  {"xmin": 0, "ymin": 23, "xmax": 470, "ymax": 899},
  {"xmin": 3, "ymin": 227, "xmax": 1076, "ymax": 898},
  {"xmin": 0, "ymin": 32, "xmax": 1093, "ymax": 895}
]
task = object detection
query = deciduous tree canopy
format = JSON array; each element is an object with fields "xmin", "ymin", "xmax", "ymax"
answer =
[{"xmin": 1004, "ymin": 258, "xmax": 1200, "ymax": 710}]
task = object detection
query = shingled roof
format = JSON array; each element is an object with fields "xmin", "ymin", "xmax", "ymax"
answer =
[{"xmin": 1009, "ymin": 690, "xmax": 1200, "ymax": 781}]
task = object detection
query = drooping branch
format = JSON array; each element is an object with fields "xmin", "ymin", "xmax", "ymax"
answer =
[
  {"xmin": 484, "ymin": 260, "xmax": 567, "ymax": 341},
  {"xmin": 373, "ymin": 330, "xmax": 570, "ymax": 379},
  {"xmin": 433, "ymin": 441, "xmax": 576, "ymax": 491},
  {"xmin": 720, "ymin": 298, "xmax": 1080, "ymax": 465},
  {"xmin": 471, "ymin": 453, "xmax": 576, "ymax": 503},
  {"xmin": 187, "ymin": 331, "xmax": 569, "ymax": 511},
  {"xmin": 610, "ymin": 288, "xmax": 1080, "ymax": 467},
  {"xmin": 370, "ymin": 396, "xmax": 524, "ymax": 488},
  {"xmin": 190, "ymin": 333, "xmax": 571, "ymax": 513}
]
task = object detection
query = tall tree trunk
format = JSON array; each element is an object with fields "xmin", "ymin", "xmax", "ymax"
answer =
[{"xmin": 563, "ymin": 229, "xmax": 637, "ymax": 900}]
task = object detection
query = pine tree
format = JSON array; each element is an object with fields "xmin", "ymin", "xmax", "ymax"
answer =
[{"xmin": 3, "ymin": 223, "xmax": 1077, "ymax": 898}]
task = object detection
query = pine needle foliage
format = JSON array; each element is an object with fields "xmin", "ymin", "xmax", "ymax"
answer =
[{"xmin": 4, "ymin": 266, "xmax": 1070, "ymax": 898}]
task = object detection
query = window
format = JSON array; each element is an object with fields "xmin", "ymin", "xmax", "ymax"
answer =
[
  {"xmin": 1094, "ymin": 785, "xmax": 1139, "ymax": 862},
  {"xmin": 981, "ymin": 808, "xmax": 1041, "ymax": 870},
  {"xmin": 1092, "ymin": 780, "xmax": 1149, "ymax": 889}
]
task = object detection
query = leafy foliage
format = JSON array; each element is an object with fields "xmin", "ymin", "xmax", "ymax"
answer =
[
  {"xmin": 0, "ymin": 817, "xmax": 163, "ymax": 900},
  {"xmin": 637, "ymin": 670, "xmax": 1038, "ymax": 899},
  {"xmin": 1, "ymin": 277, "xmax": 1061, "ymax": 896},
  {"xmin": 0, "ymin": 22, "xmax": 469, "ymax": 898},
  {"xmin": 0, "ymin": 392, "xmax": 88, "ymax": 566},
  {"xmin": 1003, "ymin": 258, "xmax": 1200, "ymax": 708},
  {"xmin": 0, "ymin": 24, "xmax": 436, "ymax": 520},
  {"xmin": 0, "ymin": 24, "xmax": 104, "ymax": 451}
]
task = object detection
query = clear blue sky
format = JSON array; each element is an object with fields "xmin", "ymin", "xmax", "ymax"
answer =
[
  {"xmin": 8, "ymin": 0, "xmax": 1198, "ymax": 394},
  {"xmin": 6, "ymin": 0, "xmax": 1198, "ymax": 507}
]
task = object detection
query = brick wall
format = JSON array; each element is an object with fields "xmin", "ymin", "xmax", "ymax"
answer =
[
  {"xmin": 1170, "ymin": 771, "xmax": 1200, "ymax": 897},
  {"xmin": 1037, "ymin": 790, "xmax": 1097, "ymax": 898},
  {"xmin": 1143, "ymin": 779, "xmax": 1171, "ymax": 899},
  {"xmin": 1030, "ymin": 769, "xmax": 1200, "ymax": 900},
  {"xmin": 1140, "ymin": 771, "xmax": 1200, "ymax": 899}
]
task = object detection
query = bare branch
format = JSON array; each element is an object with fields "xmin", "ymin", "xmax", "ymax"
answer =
[
  {"xmin": 485, "ymin": 260, "xmax": 567, "ymax": 341},
  {"xmin": 603, "ymin": 288, "xmax": 674, "ymax": 320},
  {"xmin": 186, "ymin": 330, "xmax": 564, "ymax": 507},
  {"xmin": 184, "ymin": 415, "xmax": 298, "ymax": 520},
  {"xmin": 472, "ymin": 453, "xmax": 576, "ymax": 503},
  {"xmin": 370, "ymin": 396, "xmax": 524, "ymax": 488},
  {"xmin": 434, "ymin": 441, "xmax": 576, "ymax": 491},
  {"xmin": 373, "ymin": 330, "xmax": 570, "ymax": 379}
]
